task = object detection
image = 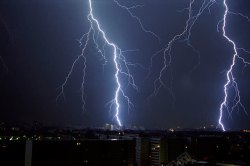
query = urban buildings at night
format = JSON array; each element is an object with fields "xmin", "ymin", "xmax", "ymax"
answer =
[{"xmin": 0, "ymin": 123, "xmax": 250, "ymax": 165}]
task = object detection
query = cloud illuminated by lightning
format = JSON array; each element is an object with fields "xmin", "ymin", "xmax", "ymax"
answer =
[
  {"xmin": 57, "ymin": 0, "xmax": 158, "ymax": 127},
  {"xmin": 218, "ymin": 0, "xmax": 250, "ymax": 131}
]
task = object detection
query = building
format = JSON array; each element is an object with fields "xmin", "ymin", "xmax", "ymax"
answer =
[{"xmin": 136, "ymin": 137, "xmax": 150, "ymax": 166}]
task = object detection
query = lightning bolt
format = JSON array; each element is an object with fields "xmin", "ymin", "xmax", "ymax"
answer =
[
  {"xmin": 113, "ymin": 0, "xmax": 160, "ymax": 42},
  {"xmin": 149, "ymin": 0, "xmax": 216, "ymax": 99},
  {"xmin": 55, "ymin": 0, "xmax": 249, "ymax": 130},
  {"xmin": 218, "ymin": 0, "xmax": 250, "ymax": 131},
  {"xmin": 148, "ymin": 0, "xmax": 249, "ymax": 131},
  {"xmin": 57, "ymin": 0, "xmax": 158, "ymax": 127}
]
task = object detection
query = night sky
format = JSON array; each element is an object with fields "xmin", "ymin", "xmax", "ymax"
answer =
[{"xmin": 0, "ymin": 0, "xmax": 250, "ymax": 130}]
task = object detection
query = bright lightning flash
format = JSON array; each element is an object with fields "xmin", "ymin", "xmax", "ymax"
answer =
[
  {"xmin": 149, "ymin": 0, "xmax": 249, "ymax": 131},
  {"xmin": 218, "ymin": 0, "xmax": 250, "ymax": 131},
  {"xmin": 57, "ymin": 0, "xmax": 157, "ymax": 127},
  {"xmin": 56, "ymin": 0, "xmax": 250, "ymax": 130}
]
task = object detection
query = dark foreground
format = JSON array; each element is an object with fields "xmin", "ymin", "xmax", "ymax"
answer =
[{"xmin": 0, "ymin": 125, "xmax": 250, "ymax": 166}]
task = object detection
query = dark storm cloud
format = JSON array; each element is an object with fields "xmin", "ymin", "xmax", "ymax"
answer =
[{"xmin": 0, "ymin": 0, "xmax": 249, "ymax": 130}]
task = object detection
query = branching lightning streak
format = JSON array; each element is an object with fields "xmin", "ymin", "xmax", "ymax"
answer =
[
  {"xmin": 113, "ymin": 0, "xmax": 160, "ymax": 42},
  {"xmin": 56, "ymin": 29, "xmax": 90, "ymax": 110},
  {"xmin": 148, "ymin": 0, "xmax": 249, "ymax": 130},
  {"xmin": 57, "ymin": 0, "xmax": 157, "ymax": 127},
  {"xmin": 150, "ymin": 0, "xmax": 215, "ymax": 97},
  {"xmin": 218, "ymin": 0, "xmax": 250, "ymax": 131},
  {"xmin": 55, "ymin": 0, "xmax": 250, "ymax": 130}
]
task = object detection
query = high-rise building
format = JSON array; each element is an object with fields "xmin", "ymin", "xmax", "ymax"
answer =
[
  {"xmin": 136, "ymin": 137, "xmax": 150, "ymax": 166},
  {"xmin": 150, "ymin": 137, "xmax": 168, "ymax": 166}
]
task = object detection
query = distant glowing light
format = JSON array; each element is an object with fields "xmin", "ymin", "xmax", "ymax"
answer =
[{"xmin": 243, "ymin": 130, "xmax": 250, "ymax": 133}]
